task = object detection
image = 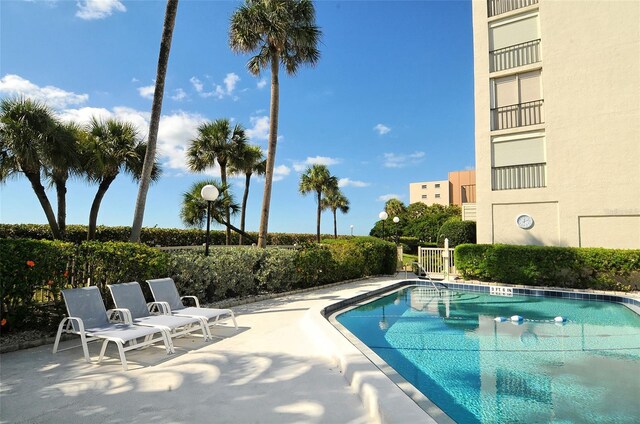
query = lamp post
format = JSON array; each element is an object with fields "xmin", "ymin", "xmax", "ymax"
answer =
[
  {"xmin": 200, "ymin": 184, "xmax": 219, "ymax": 257},
  {"xmin": 378, "ymin": 211, "xmax": 388, "ymax": 240},
  {"xmin": 393, "ymin": 216, "xmax": 400, "ymax": 244},
  {"xmin": 350, "ymin": 224, "xmax": 354, "ymax": 237}
]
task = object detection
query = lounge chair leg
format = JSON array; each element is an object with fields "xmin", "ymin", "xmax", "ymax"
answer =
[
  {"xmin": 229, "ymin": 311, "xmax": 238, "ymax": 329},
  {"xmin": 52, "ymin": 319, "xmax": 68, "ymax": 354},
  {"xmin": 116, "ymin": 342, "xmax": 128, "ymax": 371},
  {"xmin": 98, "ymin": 340, "xmax": 110, "ymax": 363}
]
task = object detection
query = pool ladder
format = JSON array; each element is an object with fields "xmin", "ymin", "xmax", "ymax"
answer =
[{"xmin": 412, "ymin": 261, "xmax": 448, "ymax": 294}]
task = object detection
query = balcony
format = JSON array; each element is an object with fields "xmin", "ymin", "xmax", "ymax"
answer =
[
  {"xmin": 488, "ymin": 0, "xmax": 538, "ymax": 17},
  {"xmin": 490, "ymin": 39, "xmax": 541, "ymax": 72},
  {"xmin": 492, "ymin": 162, "xmax": 546, "ymax": 190},
  {"xmin": 491, "ymin": 99, "xmax": 544, "ymax": 131},
  {"xmin": 461, "ymin": 184, "xmax": 476, "ymax": 203}
]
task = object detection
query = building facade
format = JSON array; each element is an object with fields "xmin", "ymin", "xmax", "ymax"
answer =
[
  {"xmin": 472, "ymin": 0, "xmax": 640, "ymax": 248},
  {"xmin": 409, "ymin": 170, "xmax": 476, "ymax": 210}
]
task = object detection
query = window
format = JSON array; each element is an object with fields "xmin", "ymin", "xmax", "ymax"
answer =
[
  {"xmin": 489, "ymin": 13, "xmax": 541, "ymax": 72},
  {"xmin": 435, "ymin": 194, "xmax": 441, "ymax": 198},
  {"xmin": 491, "ymin": 131, "xmax": 546, "ymax": 190},
  {"xmin": 421, "ymin": 195, "xmax": 427, "ymax": 199},
  {"xmin": 435, "ymin": 183, "xmax": 440, "ymax": 188},
  {"xmin": 421, "ymin": 184, "xmax": 427, "ymax": 189},
  {"xmin": 491, "ymin": 70, "xmax": 543, "ymax": 130}
]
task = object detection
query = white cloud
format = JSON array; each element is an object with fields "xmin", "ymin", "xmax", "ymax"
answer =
[
  {"xmin": 257, "ymin": 78, "xmax": 267, "ymax": 89},
  {"xmin": 374, "ymin": 123, "xmax": 391, "ymax": 135},
  {"xmin": 189, "ymin": 76, "xmax": 204, "ymax": 93},
  {"xmin": 224, "ymin": 73, "xmax": 240, "ymax": 94},
  {"xmin": 0, "ymin": 74, "xmax": 88, "ymax": 109},
  {"xmin": 338, "ymin": 178, "xmax": 370, "ymax": 188},
  {"xmin": 131, "ymin": 77, "xmax": 139, "ymax": 83},
  {"xmin": 246, "ymin": 115, "xmax": 270, "ymax": 141},
  {"xmin": 273, "ymin": 165, "xmax": 291, "ymax": 182},
  {"xmin": 171, "ymin": 88, "xmax": 187, "ymax": 101},
  {"xmin": 138, "ymin": 85, "xmax": 155, "ymax": 100},
  {"xmin": 378, "ymin": 193, "xmax": 403, "ymax": 202},
  {"xmin": 383, "ymin": 151, "xmax": 425, "ymax": 168},
  {"xmin": 76, "ymin": 0, "xmax": 126, "ymax": 20},
  {"xmin": 293, "ymin": 156, "xmax": 341, "ymax": 172}
]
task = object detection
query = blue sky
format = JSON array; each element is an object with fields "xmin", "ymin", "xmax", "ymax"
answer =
[{"xmin": 0, "ymin": 0, "xmax": 474, "ymax": 236}]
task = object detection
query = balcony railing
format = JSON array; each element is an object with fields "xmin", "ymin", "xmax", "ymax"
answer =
[
  {"xmin": 491, "ymin": 99, "xmax": 543, "ymax": 130},
  {"xmin": 490, "ymin": 39, "xmax": 541, "ymax": 72},
  {"xmin": 492, "ymin": 162, "xmax": 546, "ymax": 190},
  {"xmin": 488, "ymin": 0, "xmax": 538, "ymax": 17}
]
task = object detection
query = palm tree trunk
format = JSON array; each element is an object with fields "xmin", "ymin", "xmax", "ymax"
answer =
[
  {"xmin": 333, "ymin": 208, "xmax": 337, "ymax": 239},
  {"xmin": 257, "ymin": 53, "xmax": 280, "ymax": 248},
  {"xmin": 55, "ymin": 178, "xmax": 67, "ymax": 239},
  {"xmin": 239, "ymin": 172, "xmax": 251, "ymax": 245},
  {"xmin": 221, "ymin": 165, "xmax": 231, "ymax": 245},
  {"xmin": 129, "ymin": 0, "xmax": 179, "ymax": 243},
  {"xmin": 316, "ymin": 190, "xmax": 321, "ymax": 243},
  {"xmin": 88, "ymin": 176, "xmax": 116, "ymax": 240},
  {"xmin": 219, "ymin": 218, "xmax": 257, "ymax": 245},
  {"xmin": 24, "ymin": 171, "xmax": 61, "ymax": 239}
]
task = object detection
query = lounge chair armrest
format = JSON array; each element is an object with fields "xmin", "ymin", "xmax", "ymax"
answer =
[
  {"xmin": 181, "ymin": 296, "xmax": 200, "ymax": 308},
  {"xmin": 107, "ymin": 308, "xmax": 133, "ymax": 324},
  {"xmin": 59, "ymin": 316, "xmax": 87, "ymax": 334},
  {"xmin": 147, "ymin": 301, "xmax": 171, "ymax": 315}
]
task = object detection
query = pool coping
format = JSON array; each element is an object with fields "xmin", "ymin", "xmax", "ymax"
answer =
[{"xmin": 313, "ymin": 278, "xmax": 640, "ymax": 424}]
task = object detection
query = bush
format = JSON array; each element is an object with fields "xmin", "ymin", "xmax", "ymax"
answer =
[
  {"xmin": 399, "ymin": 236, "xmax": 419, "ymax": 254},
  {"xmin": 455, "ymin": 244, "xmax": 640, "ymax": 291},
  {"xmin": 0, "ymin": 223, "xmax": 334, "ymax": 247},
  {"xmin": 323, "ymin": 237, "xmax": 397, "ymax": 278},
  {"xmin": 437, "ymin": 220, "xmax": 476, "ymax": 247},
  {"xmin": 0, "ymin": 239, "xmax": 75, "ymax": 333}
]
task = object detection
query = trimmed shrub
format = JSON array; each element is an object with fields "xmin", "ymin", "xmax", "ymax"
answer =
[
  {"xmin": 399, "ymin": 236, "xmax": 419, "ymax": 254},
  {"xmin": 455, "ymin": 244, "xmax": 640, "ymax": 291},
  {"xmin": 437, "ymin": 220, "xmax": 476, "ymax": 247},
  {"xmin": 323, "ymin": 237, "xmax": 397, "ymax": 278},
  {"xmin": 0, "ymin": 223, "xmax": 335, "ymax": 247}
]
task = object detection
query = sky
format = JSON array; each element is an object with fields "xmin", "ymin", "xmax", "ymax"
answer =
[{"xmin": 0, "ymin": 0, "xmax": 475, "ymax": 237}]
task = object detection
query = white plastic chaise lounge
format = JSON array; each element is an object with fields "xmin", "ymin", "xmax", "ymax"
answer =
[
  {"xmin": 146, "ymin": 277, "xmax": 237, "ymax": 340},
  {"xmin": 108, "ymin": 281, "xmax": 210, "ymax": 345},
  {"xmin": 52, "ymin": 286, "xmax": 172, "ymax": 371}
]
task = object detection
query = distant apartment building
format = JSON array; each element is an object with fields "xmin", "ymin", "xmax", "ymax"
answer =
[
  {"xmin": 409, "ymin": 170, "xmax": 477, "ymax": 219},
  {"xmin": 472, "ymin": 0, "xmax": 640, "ymax": 248}
]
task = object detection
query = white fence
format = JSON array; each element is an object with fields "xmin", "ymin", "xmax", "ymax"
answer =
[{"xmin": 417, "ymin": 247, "xmax": 456, "ymax": 278}]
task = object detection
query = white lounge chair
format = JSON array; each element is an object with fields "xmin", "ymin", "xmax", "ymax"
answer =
[
  {"xmin": 53, "ymin": 286, "xmax": 172, "ymax": 371},
  {"xmin": 146, "ymin": 277, "xmax": 238, "ymax": 340},
  {"xmin": 108, "ymin": 282, "xmax": 210, "ymax": 346}
]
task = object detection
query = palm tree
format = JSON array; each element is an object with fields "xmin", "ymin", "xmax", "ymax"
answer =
[
  {"xmin": 228, "ymin": 144, "xmax": 266, "ymax": 245},
  {"xmin": 0, "ymin": 97, "xmax": 61, "ymax": 238},
  {"xmin": 130, "ymin": 0, "xmax": 180, "ymax": 243},
  {"xmin": 187, "ymin": 119, "xmax": 247, "ymax": 245},
  {"xmin": 230, "ymin": 0, "xmax": 322, "ymax": 247},
  {"xmin": 83, "ymin": 117, "xmax": 160, "ymax": 240},
  {"xmin": 321, "ymin": 188, "xmax": 350, "ymax": 239},
  {"xmin": 43, "ymin": 121, "xmax": 84, "ymax": 238},
  {"xmin": 299, "ymin": 164, "xmax": 338, "ymax": 243},
  {"xmin": 180, "ymin": 179, "xmax": 257, "ymax": 244}
]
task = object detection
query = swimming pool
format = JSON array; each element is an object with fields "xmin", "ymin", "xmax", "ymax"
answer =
[{"xmin": 336, "ymin": 284, "xmax": 640, "ymax": 423}]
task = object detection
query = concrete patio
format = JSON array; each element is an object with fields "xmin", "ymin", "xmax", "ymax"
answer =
[{"xmin": 0, "ymin": 276, "xmax": 430, "ymax": 424}]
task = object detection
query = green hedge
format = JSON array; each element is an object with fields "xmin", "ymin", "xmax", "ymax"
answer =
[
  {"xmin": 1, "ymin": 236, "xmax": 397, "ymax": 334},
  {"xmin": 0, "ymin": 223, "xmax": 335, "ymax": 247},
  {"xmin": 455, "ymin": 244, "xmax": 640, "ymax": 291},
  {"xmin": 437, "ymin": 220, "xmax": 476, "ymax": 247}
]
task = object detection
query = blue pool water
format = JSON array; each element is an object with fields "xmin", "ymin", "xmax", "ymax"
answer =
[{"xmin": 336, "ymin": 286, "xmax": 640, "ymax": 423}]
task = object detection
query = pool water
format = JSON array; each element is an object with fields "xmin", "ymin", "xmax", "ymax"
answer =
[{"xmin": 336, "ymin": 286, "xmax": 640, "ymax": 423}]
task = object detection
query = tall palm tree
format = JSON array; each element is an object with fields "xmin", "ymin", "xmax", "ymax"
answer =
[
  {"xmin": 230, "ymin": 0, "xmax": 321, "ymax": 247},
  {"xmin": 321, "ymin": 188, "xmax": 350, "ymax": 239},
  {"xmin": 130, "ymin": 0, "xmax": 180, "ymax": 243},
  {"xmin": 228, "ymin": 144, "xmax": 266, "ymax": 245},
  {"xmin": 43, "ymin": 121, "xmax": 84, "ymax": 238},
  {"xmin": 180, "ymin": 179, "xmax": 256, "ymax": 244},
  {"xmin": 83, "ymin": 117, "xmax": 160, "ymax": 240},
  {"xmin": 0, "ymin": 97, "xmax": 61, "ymax": 238},
  {"xmin": 187, "ymin": 119, "xmax": 247, "ymax": 245},
  {"xmin": 299, "ymin": 164, "xmax": 338, "ymax": 243}
]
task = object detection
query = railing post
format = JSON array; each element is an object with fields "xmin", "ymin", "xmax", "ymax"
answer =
[{"xmin": 442, "ymin": 238, "xmax": 450, "ymax": 282}]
